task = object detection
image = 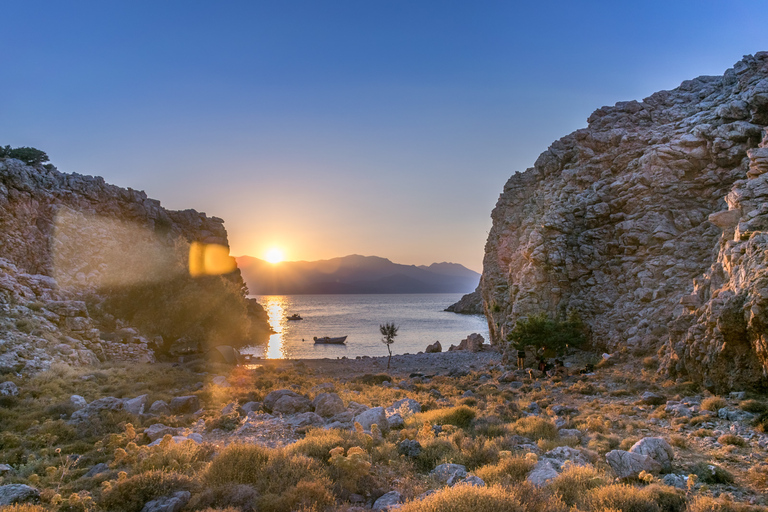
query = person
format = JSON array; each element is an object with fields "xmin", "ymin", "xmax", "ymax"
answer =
[
  {"xmin": 517, "ymin": 349, "xmax": 526, "ymax": 369},
  {"xmin": 538, "ymin": 359, "xmax": 547, "ymax": 373}
]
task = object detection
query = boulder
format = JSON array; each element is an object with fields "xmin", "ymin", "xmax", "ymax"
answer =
[
  {"xmin": 263, "ymin": 389, "xmax": 304, "ymax": 412},
  {"xmin": 543, "ymin": 446, "xmax": 590, "ymax": 467},
  {"xmin": 124, "ymin": 394, "xmax": 149, "ymax": 415},
  {"xmin": 640, "ymin": 392, "xmax": 666, "ymax": 406},
  {"xmin": 85, "ymin": 463, "xmax": 110, "ymax": 478},
  {"xmin": 144, "ymin": 424, "xmax": 184, "ymax": 442},
  {"xmin": 718, "ymin": 407, "xmax": 756, "ymax": 422},
  {"xmin": 662, "ymin": 474, "xmax": 688, "ymax": 489},
  {"xmin": 558, "ymin": 428, "xmax": 583, "ymax": 440},
  {"xmin": 70, "ymin": 394, "xmax": 87, "ymax": 409},
  {"xmin": 313, "ymin": 392, "xmax": 346, "ymax": 417},
  {"xmin": 373, "ymin": 491, "xmax": 403, "ymax": 510},
  {"xmin": 499, "ymin": 371, "xmax": 518, "ymax": 383},
  {"xmin": 148, "ymin": 400, "xmax": 171, "ymax": 416},
  {"xmin": 386, "ymin": 398, "xmax": 421, "ymax": 418},
  {"xmin": 452, "ymin": 333, "xmax": 486, "ymax": 352},
  {"xmin": 169, "ymin": 396, "xmax": 200, "ymax": 415},
  {"xmin": 0, "ymin": 381, "xmax": 19, "ymax": 397},
  {"xmin": 285, "ymin": 412, "xmax": 324, "ymax": 428},
  {"xmin": 397, "ymin": 439, "xmax": 422, "ymax": 457},
  {"xmin": 0, "ymin": 484, "xmax": 40, "ymax": 505},
  {"xmin": 0, "ymin": 464, "xmax": 13, "ymax": 476},
  {"xmin": 354, "ymin": 406, "xmax": 389, "ymax": 433},
  {"xmin": 148, "ymin": 434, "xmax": 202, "ymax": 447},
  {"xmin": 606, "ymin": 450, "xmax": 662, "ymax": 479},
  {"xmin": 457, "ymin": 475, "xmax": 486, "ymax": 487},
  {"xmin": 550, "ymin": 405, "xmax": 578, "ymax": 416},
  {"xmin": 387, "ymin": 413, "xmax": 404, "ymax": 429},
  {"xmin": 527, "ymin": 459, "xmax": 560, "ymax": 486},
  {"xmin": 140, "ymin": 491, "xmax": 191, "ymax": 512},
  {"xmin": 272, "ymin": 394, "xmax": 312, "ymax": 415},
  {"xmin": 212, "ymin": 376, "xmax": 229, "ymax": 387},
  {"xmin": 241, "ymin": 401, "xmax": 262, "ymax": 414},
  {"xmin": 425, "ymin": 341, "xmax": 442, "ymax": 353},
  {"xmin": 69, "ymin": 397, "xmax": 125, "ymax": 425},
  {"xmin": 430, "ymin": 463, "xmax": 467, "ymax": 484},
  {"xmin": 629, "ymin": 437, "xmax": 674, "ymax": 472}
]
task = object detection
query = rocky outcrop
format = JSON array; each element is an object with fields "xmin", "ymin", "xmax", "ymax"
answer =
[
  {"xmin": 0, "ymin": 157, "xmax": 270, "ymax": 373},
  {"xmin": 481, "ymin": 52, "xmax": 768, "ymax": 390},
  {"xmin": 445, "ymin": 288, "xmax": 483, "ymax": 314}
]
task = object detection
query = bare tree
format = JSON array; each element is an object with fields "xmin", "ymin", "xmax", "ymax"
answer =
[{"xmin": 379, "ymin": 322, "xmax": 399, "ymax": 369}]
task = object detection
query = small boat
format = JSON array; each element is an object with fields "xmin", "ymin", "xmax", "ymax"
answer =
[
  {"xmin": 286, "ymin": 314, "xmax": 303, "ymax": 321},
  {"xmin": 313, "ymin": 336, "xmax": 347, "ymax": 344}
]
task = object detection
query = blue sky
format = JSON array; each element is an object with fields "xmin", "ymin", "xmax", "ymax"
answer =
[{"xmin": 2, "ymin": 1, "xmax": 766, "ymax": 271}]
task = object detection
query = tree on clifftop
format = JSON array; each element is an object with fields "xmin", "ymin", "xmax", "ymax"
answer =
[
  {"xmin": 0, "ymin": 145, "xmax": 49, "ymax": 165},
  {"xmin": 380, "ymin": 322, "xmax": 399, "ymax": 369}
]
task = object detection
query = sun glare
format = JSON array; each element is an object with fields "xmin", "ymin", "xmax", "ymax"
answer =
[{"xmin": 265, "ymin": 248, "xmax": 285, "ymax": 264}]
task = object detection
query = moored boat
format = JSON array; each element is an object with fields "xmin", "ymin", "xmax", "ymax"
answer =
[
  {"xmin": 287, "ymin": 314, "xmax": 303, "ymax": 320},
  {"xmin": 313, "ymin": 336, "xmax": 347, "ymax": 344}
]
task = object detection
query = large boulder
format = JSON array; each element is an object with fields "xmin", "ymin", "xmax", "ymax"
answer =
[
  {"xmin": 313, "ymin": 392, "xmax": 346, "ymax": 417},
  {"xmin": 0, "ymin": 381, "xmax": 19, "ymax": 397},
  {"xmin": 527, "ymin": 459, "xmax": 560, "ymax": 486},
  {"xmin": 144, "ymin": 424, "xmax": 184, "ymax": 442},
  {"xmin": 606, "ymin": 450, "xmax": 662, "ymax": 479},
  {"xmin": 272, "ymin": 394, "xmax": 312, "ymax": 415},
  {"xmin": 124, "ymin": 394, "xmax": 149, "ymax": 415},
  {"xmin": 69, "ymin": 397, "xmax": 125, "ymax": 425},
  {"xmin": 354, "ymin": 406, "xmax": 389, "ymax": 433},
  {"xmin": 629, "ymin": 437, "xmax": 675, "ymax": 472},
  {"xmin": 430, "ymin": 463, "xmax": 467, "ymax": 484},
  {"xmin": 373, "ymin": 491, "xmax": 403, "ymax": 510},
  {"xmin": 425, "ymin": 341, "xmax": 442, "ymax": 353},
  {"xmin": 140, "ymin": 491, "xmax": 191, "ymax": 512},
  {"xmin": 0, "ymin": 484, "xmax": 40, "ymax": 505},
  {"xmin": 386, "ymin": 398, "xmax": 421, "ymax": 418},
  {"xmin": 169, "ymin": 396, "xmax": 200, "ymax": 415},
  {"xmin": 263, "ymin": 389, "xmax": 304, "ymax": 412}
]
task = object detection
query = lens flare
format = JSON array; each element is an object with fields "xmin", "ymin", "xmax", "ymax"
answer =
[{"xmin": 189, "ymin": 242, "xmax": 237, "ymax": 276}]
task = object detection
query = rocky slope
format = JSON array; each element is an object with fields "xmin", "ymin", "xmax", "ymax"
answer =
[
  {"xmin": 481, "ymin": 52, "xmax": 768, "ymax": 391},
  {"xmin": 0, "ymin": 157, "xmax": 269, "ymax": 374}
]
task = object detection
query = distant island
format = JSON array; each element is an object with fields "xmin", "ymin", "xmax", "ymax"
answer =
[{"xmin": 236, "ymin": 254, "xmax": 480, "ymax": 294}]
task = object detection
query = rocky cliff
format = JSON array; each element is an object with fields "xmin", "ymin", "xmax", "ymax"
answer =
[
  {"xmin": 482, "ymin": 52, "xmax": 768, "ymax": 391},
  {"xmin": 0, "ymin": 157, "xmax": 270, "ymax": 374}
]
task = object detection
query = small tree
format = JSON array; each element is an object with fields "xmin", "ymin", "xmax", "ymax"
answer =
[
  {"xmin": 379, "ymin": 322, "xmax": 399, "ymax": 369},
  {"xmin": 506, "ymin": 311, "xmax": 585, "ymax": 360},
  {"xmin": 6, "ymin": 146, "xmax": 49, "ymax": 165}
]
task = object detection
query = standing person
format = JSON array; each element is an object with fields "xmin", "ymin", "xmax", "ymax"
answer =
[{"xmin": 517, "ymin": 348, "xmax": 526, "ymax": 369}]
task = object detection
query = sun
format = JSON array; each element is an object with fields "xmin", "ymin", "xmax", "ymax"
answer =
[{"xmin": 265, "ymin": 248, "xmax": 285, "ymax": 264}]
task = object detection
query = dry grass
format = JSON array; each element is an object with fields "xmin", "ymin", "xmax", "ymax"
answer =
[
  {"xmin": 717, "ymin": 434, "xmax": 747, "ymax": 447},
  {"xmin": 546, "ymin": 463, "xmax": 605, "ymax": 506},
  {"xmin": 406, "ymin": 406, "xmax": 477, "ymax": 429},
  {"xmin": 474, "ymin": 455, "xmax": 535, "ymax": 485},
  {"xmin": 509, "ymin": 417, "xmax": 558, "ymax": 441},
  {"xmin": 701, "ymin": 397, "xmax": 727, "ymax": 412},
  {"xmin": 399, "ymin": 484, "xmax": 527, "ymax": 512}
]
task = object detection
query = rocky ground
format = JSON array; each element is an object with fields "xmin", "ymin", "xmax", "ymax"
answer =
[{"xmin": 2, "ymin": 346, "xmax": 766, "ymax": 511}]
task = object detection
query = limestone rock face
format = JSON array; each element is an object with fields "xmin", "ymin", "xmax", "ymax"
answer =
[
  {"xmin": 480, "ymin": 52, "xmax": 768, "ymax": 391},
  {"xmin": 0, "ymin": 157, "xmax": 271, "ymax": 374}
]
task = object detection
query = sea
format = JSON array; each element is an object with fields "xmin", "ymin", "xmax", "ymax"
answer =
[{"xmin": 242, "ymin": 293, "xmax": 489, "ymax": 360}]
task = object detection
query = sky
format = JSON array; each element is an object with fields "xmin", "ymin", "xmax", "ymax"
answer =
[{"xmin": 1, "ymin": 1, "xmax": 767, "ymax": 272}]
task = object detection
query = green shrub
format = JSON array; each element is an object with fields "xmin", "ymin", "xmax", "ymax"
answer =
[
  {"xmin": 99, "ymin": 471, "xmax": 195, "ymax": 512},
  {"xmin": 506, "ymin": 311, "xmax": 585, "ymax": 355},
  {"xmin": 1, "ymin": 146, "xmax": 49, "ymax": 165},
  {"xmin": 414, "ymin": 438, "xmax": 458, "ymax": 472},
  {"xmin": 690, "ymin": 462, "xmax": 734, "ymax": 484}
]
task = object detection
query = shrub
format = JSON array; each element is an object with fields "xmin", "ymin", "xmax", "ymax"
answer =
[
  {"xmin": 0, "ymin": 506, "xmax": 49, "ymax": 512},
  {"xmin": 414, "ymin": 437, "xmax": 458, "ymax": 472},
  {"xmin": 99, "ymin": 471, "xmax": 195, "ymax": 512},
  {"xmin": 506, "ymin": 311, "xmax": 585, "ymax": 355},
  {"xmin": 701, "ymin": 397, "xmax": 727, "ymax": 412},
  {"xmin": 398, "ymin": 484, "xmax": 526, "ymax": 512},
  {"xmin": 2, "ymin": 146, "xmax": 49, "ymax": 165},
  {"xmin": 717, "ymin": 434, "xmax": 746, "ymax": 447},
  {"xmin": 747, "ymin": 464, "xmax": 768, "ymax": 489},
  {"xmin": 546, "ymin": 463, "xmax": 605, "ymax": 506},
  {"xmin": 475, "ymin": 455, "xmax": 535, "ymax": 485},
  {"xmin": 689, "ymin": 462, "xmax": 734, "ymax": 484},
  {"xmin": 510, "ymin": 417, "xmax": 558, "ymax": 440},
  {"xmin": 583, "ymin": 484, "xmax": 660, "ymax": 512},
  {"xmin": 114, "ymin": 437, "xmax": 215, "ymax": 475},
  {"xmin": 188, "ymin": 484, "xmax": 259, "ymax": 512},
  {"xmin": 740, "ymin": 400, "xmax": 768, "ymax": 413},
  {"xmin": 287, "ymin": 428, "xmax": 372, "ymax": 462},
  {"xmin": 407, "ymin": 406, "xmax": 477, "ymax": 429},
  {"xmin": 642, "ymin": 484, "xmax": 686, "ymax": 512}
]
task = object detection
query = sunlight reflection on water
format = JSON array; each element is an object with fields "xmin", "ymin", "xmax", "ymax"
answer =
[{"xmin": 264, "ymin": 296, "xmax": 287, "ymax": 359}]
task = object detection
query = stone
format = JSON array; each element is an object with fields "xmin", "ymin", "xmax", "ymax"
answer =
[
  {"xmin": 263, "ymin": 389, "xmax": 304, "ymax": 412},
  {"xmin": 169, "ymin": 396, "xmax": 200, "ymax": 415},
  {"xmin": 354, "ymin": 406, "xmax": 389, "ymax": 433},
  {"xmin": 629, "ymin": 437, "xmax": 675, "ymax": 472},
  {"xmin": 662, "ymin": 474, "xmax": 688, "ymax": 489},
  {"xmin": 527, "ymin": 459, "xmax": 560, "ymax": 486},
  {"xmin": 718, "ymin": 408, "xmax": 755, "ymax": 422},
  {"xmin": 550, "ymin": 405, "xmax": 578, "ymax": 416},
  {"xmin": 372, "ymin": 491, "xmax": 403, "ymax": 510},
  {"xmin": 273, "ymin": 394, "xmax": 312, "ymax": 415},
  {"xmin": 312, "ymin": 392, "xmax": 345, "ymax": 417},
  {"xmin": 708, "ymin": 209, "xmax": 742, "ymax": 229},
  {"xmin": 124, "ymin": 394, "xmax": 149, "ymax": 415},
  {"xmin": 70, "ymin": 394, "xmax": 87, "ymax": 409},
  {"xmin": 0, "ymin": 464, "xmax": 14, "ymax": 476},
  {"xmin": 387, "ymin": 413, "xmax": 404, "ymax": 429},
  {"xmin": 458, "ymin": 475, "xmax": 486, "ymax": 487},
  {"xmin": 140, "ymin": 491, "xmax": 191, "ymax": 512},
  {"xmin": 0, "ymin": 381, "xmax": 18, "ymax": 397},
  {"xmin": 386, "ymin": 398, "xmax": 421, "ymax": 418},
  {"xmin": 499, "ymin": 371, "xmax": 518, "ymax": 383},
  {"xmin": 0, "ymin": 484, "xmax": 40, "ymax": 505},
  {"xmin": 729, "ymin": 391, "xmax": 747, "ymax": 400},
  {"xmin": 543, "ymin": 446, "xmax": 590, "ymax": 467},
  {"xmin": 85, "ymin": 462, "xmax": 110, "ymax": 478},
  {"xmin": 430, "ymin": 463, "xmax": 467, "ymax": 484},
  {"xmin": 148, "ymin": 434, "xmax": 202, "ymax": 447},
  {"xmin": 69, "ymin": 397, "xmax": 125, "ymax": 425},
  {"xmin": 148, "ymin": 400, "xmax": 171, "ymax": 415},
  {"xmin": 606, "ymin": 450, "xmax": 662, "ymax": 479},
  {"xmin": 425, "ymin": 341, "xmax": 442, "ymax": 353},
  {"xmin": 285, "ymin": 412, "xmax": 324, "ymax": 428},
  {"xmin": 241, "ymin": 401, "xmax": 262, "ymax": 413},
  {"xmin": 397, "ymin": 439, "xmax": 422, "ymax": 457},
  {"xmin": 640, "ymin": 392, "xmax": 666, "ymax": 406},
  {"xmin": 212, "ymin": 376, "xmax": 229, "ymax": 387},
  {"xmin": 144, "ymin": 424, "xmax": 184, "ymax": 442}
]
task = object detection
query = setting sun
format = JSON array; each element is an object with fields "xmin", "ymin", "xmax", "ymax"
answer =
[{"xmin": 265, "ymin": 247, "xmax": 285, "ymax": 264}]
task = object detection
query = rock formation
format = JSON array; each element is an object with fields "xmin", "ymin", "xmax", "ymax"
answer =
[
  {"xmin": 481, "ymin": 52, "xmax": 768, "ymax": 391},
  {"xmin": 0, "ymin": 157, "xmax": 270, "ymax": 373}
]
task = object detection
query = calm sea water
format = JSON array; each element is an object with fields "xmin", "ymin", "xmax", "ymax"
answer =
[{"xmin": 243, "ymin": 294, "xmax": 489, "ymax": 360}]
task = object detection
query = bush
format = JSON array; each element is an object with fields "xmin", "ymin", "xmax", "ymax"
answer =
[
  {"xmin": 701, "ymin": 397, "xmax": 727, "ymax": 412},
  {"xmin": 689, "ymin": 462, "xmax": 734, "ymax": 484},
  {"xmin": 407, "ymin": 406, "xmax": 477, "ymax": 429},
  {"xmin": 1, "ymin": 145, "xmax": 49, "ymax": 165},
  {"xmin": 287, "ymin": 428, "xmax": 372, "ymax": 462},
  {"xmin": 717, "ymin": 434, "xmax": 746, "ymax": 447},
  {"xmin": 583, "ymin": 484, "xmax": 660, "ymax": 512},
  {"xmin": 740, "ymin": 400, "xmax": 768, "ymax": 413},
  {"xmin": 510, "ymin": 417, "xmax": 558, "ymax": 440},
  {"xmin": 99, "ymin": 471, "xmax": 195, "ymax": 512},
  {"xmin": 188, "ymin": 484, "xmax": 259, "ymax": 512},
  {"xmin": 506, "ymin": 311, "xmax": 585, "ymax": 355},
  {"xmin": 546, "ymin": 463, "xmax": 605, "ymax": 506},
  {"xmin": 398, "ymin": 485, "xmax": 526, "ymax": 512},
  {"xmin": 475, "ymin": 455, "xmax": 535, "ymax": 485}
]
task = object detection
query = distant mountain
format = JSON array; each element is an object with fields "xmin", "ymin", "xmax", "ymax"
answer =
[{"xmin": 236, "ymin": 254, "xmax": 480, "ymax": 295}]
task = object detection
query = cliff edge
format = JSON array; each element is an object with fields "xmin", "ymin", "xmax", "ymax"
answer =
[{"xmin": 482, "ymin": 52, "xmax": 768, "ymax": 391}]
